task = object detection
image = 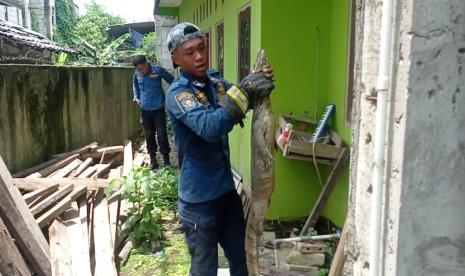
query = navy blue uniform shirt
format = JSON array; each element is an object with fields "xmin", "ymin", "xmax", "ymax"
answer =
[
  {"xmin": 166, "ymin": 69, "xmax": 236, "ymax": 203},
  {"xmin": 133, "ymin": 64, "xmax": 174, "ymax": 111}
]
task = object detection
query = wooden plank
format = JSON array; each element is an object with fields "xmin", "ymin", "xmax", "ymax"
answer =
[
  {"xmin": 328, "ymin": 222, "xmax": 348, "ymax": 276},
  {"xmin": 93, "ymin": 191, "xmax": 118, "ymax": 276},
  {"xmin": 287, "ymin": 137, "xmax": 341, "ymax": 160},
  {"xmin": 133, "ymin": 153, "xmax": 145, "ymax": 167},
  {"xmin": 14, "ymin": 178, "xmax": 109, "ymax": 192},
  {"xmin": 28, "ymin": 193, "xmax": 51, "ymax": 209},
  {"xmin": 50, "ymin": 159, "xmax": 82, "ymax": 179},
  {"xmin": 96, "ymin": 146, "xmax": 124, "ymax": 155},
  {"xmin": 26, "ymin": 154, "xmax": 80, "ymax": 179},
  {"xmin": 81, "ymin": 146, "xmax": 124, "ymax": 161},
  {"xmin": 72, "ymin": 158, "xmax": 93, "ymax": 177},
  {"xmin": 108, "ymin": 196, "xmax": 121, "ymax": 249},
  {"xmin": 329, "ymin": 129, "xmax": 343, "ymax": 148},
  {"xmin": 12, "ymin": 143, "xmax": 94, "ymax": 178},
  {"xmin": 91, "ymin": 164, "xmax": 111, "ymax": 178},
  {"xmin": 23, "ymin": 184, "xmax": 59, "ymax": 204},
  {"xmin": 300, "ymin": 148, "xmax": 350, "ymax": 236},
  {"xmin": 87, "ymin": 194, "xmax": 95, "ymax": 272},
  {"xmin": 116, "ymin": 240, "xmax": 133, "ymax": 264},
  {"xmin": 13, "ymin": 158, "xmax": 63, "ymax": 178},
  {"xmin": 78, "ymin": 166, "xmax": 97, "ymax": 178},
  {"xmin": 0, "ymin": 215, "xmax": 31, "ymax": 276},
  {"xmin": 0, "ymin": 156, "xmax": 51, "ymax": 276},
  {"xmin": 285, "ymin": 153, "xmax": 336, "ymax": 165},
  {"xmin": 30, "ymin": 184, "xmax": 74, "ymax": 216},
  {"xmin": 280, "ymin": 113, "xmax": 318, "ymax": 125},
  {"xmin": 108, "ymin": 166, "xmax": 122, "ymax": 180},
  {"xmin": 49, "ymin": 142, "xmax": 98, "ymax": 160},
  {"xmin": 78, "ymin": 197, "xmax": 90, "ymax": 251},
  {"xmin": 36, "ymin": 186, "xmax": 87, "ymax": 228},
  {"xmin": 108, "ymin": 165, "xmax": 122, "ymax": 248},
  {"xmin": 61, "ymin": 202, "xmax": 92, "ymax": 276},
  {"xmin": 49, "ymin": 219, "xmax": 73, "ymax": 276},
  {"xmin": 123, "ymin": 140, "xmax": 133, "ymax": 176}
]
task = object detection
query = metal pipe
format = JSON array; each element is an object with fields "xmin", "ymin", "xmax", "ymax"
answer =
[
  {"xmin": 273, "ymin": 233, "xmax": 340, "ymax": 268},
  {"xmin": 370, "ymin": 0, "xmax": 395, "ymax": 275}
]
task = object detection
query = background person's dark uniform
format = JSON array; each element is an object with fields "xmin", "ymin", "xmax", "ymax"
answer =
[{"xmin": 133, "ymin": 64, "xmax": 174, "ymax": 166}]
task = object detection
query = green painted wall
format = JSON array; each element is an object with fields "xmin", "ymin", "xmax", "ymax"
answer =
[
  {"xmin": 178, "ymin": 0, "xmax": 261, "ymax": 186},
  {"xmin": 321, "ymin": 0, "xmax": 351, "ymax": 226},
  {"xmin": 174, "ymin": 0, "xmax": 351, "ymax": 226},
  {"xmin": 262, "ymin": 0, "xmax": 351, "ymax": 226},
  {"xmin": 158, "ymin": 7, "xmax": 179, "ymax": 17}
]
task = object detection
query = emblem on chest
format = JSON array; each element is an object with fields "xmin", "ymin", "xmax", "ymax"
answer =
[
  {"xmin": 194, "ymin": 91, "xmax": 211, "ymax": 107},
  {"xmin": 215, "ymin": 82, "xmax": 226, "ymax": 101}
]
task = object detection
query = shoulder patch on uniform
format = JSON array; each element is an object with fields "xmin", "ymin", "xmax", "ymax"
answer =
[{"xmin": 175, "ymin": 92, "xmax": 199, "ymax": 112}]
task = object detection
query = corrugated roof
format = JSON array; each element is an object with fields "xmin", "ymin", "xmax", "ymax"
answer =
[
  {"xmin": 106, "ymin": 21, "xmax": 155, "ymax": 38},
  {"xmin": 0, "ymin": 19, "xmax": 75, "ymax": 53}
]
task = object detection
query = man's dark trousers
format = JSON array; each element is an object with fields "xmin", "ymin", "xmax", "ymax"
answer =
[
  {"xmin": 141, "ymin": 108, "xmax": 170, "ymax": 158},
  {"xmin": 179, "ymin": 190, "xmax": 248, "ymax": 276}
]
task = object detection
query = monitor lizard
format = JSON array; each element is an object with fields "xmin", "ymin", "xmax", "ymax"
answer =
[{"xmin": 246, "ymin": 49, "xmax": 276, "ymax": 276}]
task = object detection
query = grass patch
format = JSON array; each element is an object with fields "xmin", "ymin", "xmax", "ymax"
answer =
[{"xmin": 119, "ymin": 212, "xmax": 190, "ymax": 276}]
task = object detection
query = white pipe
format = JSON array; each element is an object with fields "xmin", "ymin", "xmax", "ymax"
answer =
[{"xmin": 370, "ymin": 0, "xmax": 395, "ymax": 275}]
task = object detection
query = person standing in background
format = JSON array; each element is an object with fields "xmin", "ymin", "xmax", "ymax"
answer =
[{"xmin": 132, "ymin": 55, "xmax": 174, "ymax": 169}]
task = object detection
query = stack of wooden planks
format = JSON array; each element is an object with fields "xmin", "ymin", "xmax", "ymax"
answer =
[{"xmin": 0, "ymin": 141, "xmax": 146, "ymax": 276}]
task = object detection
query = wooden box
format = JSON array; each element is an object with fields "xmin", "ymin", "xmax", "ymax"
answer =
[{"xmin": 275, "ymin": 114, "xmax": 343, "ymax": 165}]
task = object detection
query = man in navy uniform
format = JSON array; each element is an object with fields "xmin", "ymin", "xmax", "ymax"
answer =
[
  {"xmin": 165, "ymin": 23, "xmax": 275, "ymax": 276},
  {"xmin": 132, "ymin": 55, "xmax": 174, "ymax": 169}
]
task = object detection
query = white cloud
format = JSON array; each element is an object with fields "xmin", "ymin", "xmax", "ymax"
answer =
[{"xmin": 75, "ymin": 0, "xmax": 154, "ymax": 23}]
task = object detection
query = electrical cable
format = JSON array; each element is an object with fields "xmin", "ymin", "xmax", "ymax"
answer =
[{"xmin": 312, "ymin": 135, "xmax": 328, "ymax": 186}]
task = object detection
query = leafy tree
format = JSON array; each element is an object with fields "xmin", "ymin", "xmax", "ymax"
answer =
[
  {"xmin": 73, "ymin": 2, "xmax": 124, "ymax": 50},
  {"xmin": 53, "ymin": 0, "xmax": 78, "ymax": 45},
  {"xmin": 118, "ymin": 32, "xmax": 157, "ymax": 64},
  {"xmin": 139, "ymin": 32, "xmax": 157, "ymax": 63}
]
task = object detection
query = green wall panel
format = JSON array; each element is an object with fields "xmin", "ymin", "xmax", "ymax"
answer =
[{"xmin": 176, "ymin": 0, "xmax": 351, "ymax": 226}]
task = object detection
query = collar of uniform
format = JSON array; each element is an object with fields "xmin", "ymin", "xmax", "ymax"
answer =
[
  {"xmin": 179, "ymin": 70, "xmax": 209, "ymax": 88},
  {"xmin": 144, "ymin": 63, "xmax": 154, "ymax": 76}
]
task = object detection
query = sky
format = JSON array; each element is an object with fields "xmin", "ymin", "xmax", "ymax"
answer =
[{"xmin": 74, "ymin": 0, "xmax": 154, "ymax": 23}]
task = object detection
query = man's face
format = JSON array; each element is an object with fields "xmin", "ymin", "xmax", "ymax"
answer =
[
  {"xmin": 171, "ymin": 38, "xmax": 208, "ymax": 79},
  {"xmin": 135, "ymin": 62, "xmax": 149, "ymax": 74}
]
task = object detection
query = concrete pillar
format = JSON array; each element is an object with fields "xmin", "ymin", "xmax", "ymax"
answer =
[
  {"xmin": 29, "ymin": 0, "xmax": 54, "ymax": 38},
  {"xmin": 22, "ymin": 0, "xmax": 31, "ymax": 28},
  {"xmin": 43, "ymin": 0, "xmax": 53, "ymax": 39},
  {"xmin": 347, "ymin": 0, "xmax": 465, "ymax": 275},
  {"xmin": 154, "ymin": 15, "xmax": 177, "ymax": 72}
]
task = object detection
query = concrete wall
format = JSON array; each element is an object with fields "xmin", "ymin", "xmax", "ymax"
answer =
[
  {"xmin": 0, "ymin": 65, "xmax": 140, "ymax": 173},
  {"xmin": 29, "ymin": 0, "xmax": 54, "ymax": 38},
  {"xmin": 347, "ymin": 0, "xmax": 465, "ymax": 275},
  {"xmin": 0, "ymin": 43, "xmax": 52, "ymax": 64}
]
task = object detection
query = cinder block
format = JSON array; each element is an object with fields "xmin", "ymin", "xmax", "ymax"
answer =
[
  {"xmin": 295, "ymin": 241, "xmax": 326, "ymax": 253},
  {"xmin": 285, "ymin": 250, "xmax": 325, "ymax": 266},
  {"xmin": 282, "ymin": 263, "xmax": 320, "ymax": 275}
]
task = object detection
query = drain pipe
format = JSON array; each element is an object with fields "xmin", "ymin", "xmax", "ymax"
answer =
[
  {"xmin": 273, "ymin": 233, "xmax": 340, "ymax": 268},
  {"xmin": 370, "ymin": 0, "xmax": 395, "ymax": 275}
]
